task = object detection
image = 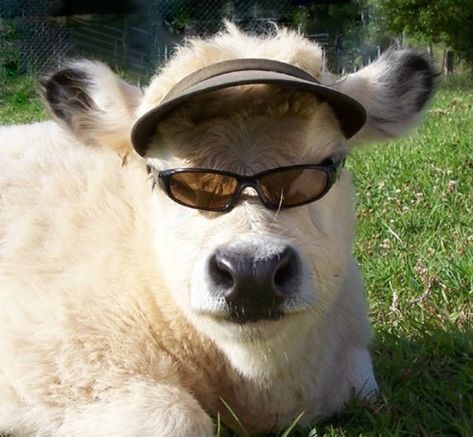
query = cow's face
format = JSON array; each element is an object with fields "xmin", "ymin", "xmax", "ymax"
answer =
[
  {"xmin": 39, "ymin": 24, "xmax": 435, "ymax": 376},
  {"xmin": 145, "ymin": 87, "xmax": 355, "ymax": 350}
]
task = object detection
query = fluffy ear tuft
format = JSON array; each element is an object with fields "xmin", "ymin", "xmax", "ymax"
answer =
[
  {"xmin": 39, "ymin": 68, "xmax": 95, "ymax": 124},
  {"xmin": 39, "ymin": 61, "xmax": 142, "ymax": 158},
  {"xmin": 335, "ymin": 49, "xmax": 439, "ymax": 144}
]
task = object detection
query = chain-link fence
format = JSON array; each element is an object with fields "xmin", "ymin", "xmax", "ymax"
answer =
[{"xmin": 0, "ymin": 0, "xmax": 373, "ymax": 81}]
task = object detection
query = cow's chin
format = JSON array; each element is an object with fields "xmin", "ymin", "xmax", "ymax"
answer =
[{"xmin": 188, "ymin": 308, "xmax": 313, "ymax": 379}]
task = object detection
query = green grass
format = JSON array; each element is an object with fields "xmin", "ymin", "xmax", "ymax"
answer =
[
  {"xmin": 1, "ymin": 75, "xmax": 472, "ymax": 436},
  {"xmin": 334, "ymin": 76, "xmax": 473, "ymax": 436},
  {"xmin": 0, "ymin": 76, "xmax": 46, "ymax": 124}
]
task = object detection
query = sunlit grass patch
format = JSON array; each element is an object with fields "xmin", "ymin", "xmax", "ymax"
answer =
[{"xmin": 0, "ymin": 76, "xmax": 46, "ymax": 124}]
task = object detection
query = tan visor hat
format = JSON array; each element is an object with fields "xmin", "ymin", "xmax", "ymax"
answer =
[{"xmin": 131, "ymin": 58, "xmax": 367, "ymax": 157}]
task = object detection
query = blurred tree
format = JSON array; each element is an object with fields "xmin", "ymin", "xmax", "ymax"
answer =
[
  {"xmin": 284, "ymin": 2, "xmax": 372, "ymax": 71},
  {"xmin": 368, "ymin": 0, "xmax": 473, "ymax": 66},
  {"xmin": 0, "ymin": 19, "xmax": 20, "ymax": 78}
]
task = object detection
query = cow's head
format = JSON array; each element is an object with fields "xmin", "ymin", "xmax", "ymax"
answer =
[{"xmin": 40, "ymin": 24, "xmax": 436, "ymax": 377}]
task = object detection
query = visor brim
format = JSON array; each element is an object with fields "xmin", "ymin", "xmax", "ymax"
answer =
[{"xmin": 131, "ymin": 67, "xmax": 366, "ymax": 157}]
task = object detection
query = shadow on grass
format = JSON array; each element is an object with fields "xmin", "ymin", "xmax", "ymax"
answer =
[
  {"xmin": 217, "ymin": 323, "xmax": 472, "ymax": 436},
  {"xmin": 310, "ymin": 324, "xmax": 472, "ymax": 436}
]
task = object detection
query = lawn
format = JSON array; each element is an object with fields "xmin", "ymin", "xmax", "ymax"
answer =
[{"xmin": 1, "ymin": 75, "xmax": 472, "ymax": 436}]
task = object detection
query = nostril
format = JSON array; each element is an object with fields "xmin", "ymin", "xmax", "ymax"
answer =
[
  {"xmin": 273, "ymin": 248, "xmax": 298, "ymax": 290},
  {"xmin": 208, "ymin": 253, "xmax": 234, "ymax": 290},
  {"xmin": 274, "ymin": 259, "xmax": 290, "ymax": 287}
]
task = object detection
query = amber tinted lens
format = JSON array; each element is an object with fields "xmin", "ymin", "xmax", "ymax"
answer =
[
  {"xmin": 259, "ymin": 168, "xmax": 328, "ymax": 207},
  {"xmin": 168, "ymin": 172, "xmax": 239, "ymax": 210}
]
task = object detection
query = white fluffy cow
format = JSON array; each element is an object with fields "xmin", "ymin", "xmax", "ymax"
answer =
[{"xmin": 0, "ymin": 24, "xmax": 435, "ymax": 436}]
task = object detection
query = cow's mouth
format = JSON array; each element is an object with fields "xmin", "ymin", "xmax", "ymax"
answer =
[{"xmin": 225, "ymin": 305, "xmax": 284, "ymax": 324}]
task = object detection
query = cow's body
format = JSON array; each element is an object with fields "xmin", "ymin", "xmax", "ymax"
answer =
[{"xmin": 0, "ymin": 24, "xmax": 434, "ymax": 436}]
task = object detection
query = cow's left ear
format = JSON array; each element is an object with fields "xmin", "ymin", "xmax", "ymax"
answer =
[
  {"xmin": 40, "ymin": 60, "xmax": 142, "ymax": 158},
  {"xmin": 333, "ymin": 49, "xmax": 438, "ymax": 144}
]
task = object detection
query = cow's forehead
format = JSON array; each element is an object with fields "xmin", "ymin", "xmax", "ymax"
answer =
[{"xmin": 145, "ymin": 86, "xmax": 345, "ymax": 172}]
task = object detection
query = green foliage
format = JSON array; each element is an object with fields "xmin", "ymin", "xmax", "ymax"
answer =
[
  {"xmin": 369, "ymin": 0, "xmax": 473, "ymax": 63},
  {"xmin": 291, "ymin": 6, "xmax": 310, "ymax": 32},
  {"xmin": 285, "ymin": 2, "xmax": 367, "ymax": 71},
  {"xmin": 290, "ymin": 2, "xmax": 361, "ymax": 36},
  {"xmin": 0, "ymin": 19, "xmax": 21, "ymax": 78}
]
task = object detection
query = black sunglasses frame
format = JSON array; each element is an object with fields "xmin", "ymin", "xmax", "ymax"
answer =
[{"xmin": 152, "ymin": 159, "xmax": 344, "ymax": 212}]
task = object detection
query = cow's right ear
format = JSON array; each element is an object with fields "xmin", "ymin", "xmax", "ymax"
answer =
[{"xmin": 39, "ymin": 60, "xmax": 142, "ymax": 159}]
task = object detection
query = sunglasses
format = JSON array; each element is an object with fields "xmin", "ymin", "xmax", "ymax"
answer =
[{"xmin": 150, "ymin": 159, "xmax": 343, "ymax": 212}]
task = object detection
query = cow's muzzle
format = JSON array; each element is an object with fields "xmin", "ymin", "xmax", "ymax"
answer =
[{"xmin": 206, "ymin": 240, "xmax": 301, "ymax": 323}]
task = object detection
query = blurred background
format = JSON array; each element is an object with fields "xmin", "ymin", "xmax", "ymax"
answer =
[{"xmin": 1, "ymin": 0, "xmax": 472, "ymax": 82}]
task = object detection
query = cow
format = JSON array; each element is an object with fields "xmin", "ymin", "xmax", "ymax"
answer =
[{"xmin": 0, "ymin": 23, "xmax": 435, "ymax": 436}]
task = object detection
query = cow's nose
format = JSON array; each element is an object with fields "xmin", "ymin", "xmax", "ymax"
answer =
[{"xmin": 207, "ymin": 245, "xmax": 299, "ymax": 321}]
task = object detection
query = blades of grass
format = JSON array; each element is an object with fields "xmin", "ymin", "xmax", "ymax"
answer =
[
  {"xmin": 216, "ymin": 411, "xmax": 221, "ymax": 437},
  {"xmin": 279, "ymin": 411, "xmax": 305, "ymax": 437},
  {"xmin": 307, "ymin": 427, "xmax": 319, "ymax": 437},
  {"xmin": 219, "ymin": 397, "xmax": 250, "ymax": 437}
]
